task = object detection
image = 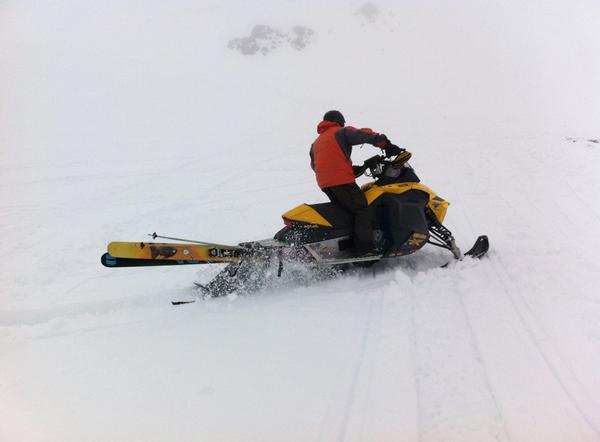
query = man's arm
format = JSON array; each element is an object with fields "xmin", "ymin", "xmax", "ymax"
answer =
[
  {"xmin": 339, "ymin": 126, "xmax": 381, "ymax": 146},
  {"xmin": 337, "ymin": 127, "xmax": 401, "ymax": 158}
]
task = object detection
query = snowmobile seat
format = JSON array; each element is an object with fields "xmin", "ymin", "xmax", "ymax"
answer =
[
  {"xmin": 308, "ymin": 202, "xmax": 353, "ymax": 229},
  {"xmin": 274, "ymin": 202, "xmax": 354, "ymax": 244}
]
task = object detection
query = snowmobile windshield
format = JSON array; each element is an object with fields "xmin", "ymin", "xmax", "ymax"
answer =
[{"xmin": 376, "ymin": 164, "xmax": 420, "ymax": 185}]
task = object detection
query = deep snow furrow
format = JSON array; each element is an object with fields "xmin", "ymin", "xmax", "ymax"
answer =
[
  {"xmin": 336, "ymin": 294, "xmax": 379, "ymax": 442},
  {"xmin": 408, "ymin": 266, "xmax": 509, "ymax": 442},
  {"xmin": 315, "ymin": 280, "xmax": 419, "ymax": 442},
  {"xmin": 452, "ymin": 266, "xmax": 512, "ymax": 442},
  {"xmin": 352, "ymin": 281, "xmax": 420, "ymax": 442},
  {"xmin": 354, "ymin": 290, "xmax": 385, "ymax": 442},
  {"xmin": 314, "ymin": 289, "xmax": 385, "ymax": 442},
  {"xmin": 409, "ymin": 281, "xmax": 424, "ymax": 442}
]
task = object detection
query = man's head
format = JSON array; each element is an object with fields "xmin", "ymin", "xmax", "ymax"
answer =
[{"xmin": 323, "ymin": 110, "xmax": 345, "ymax": 127}]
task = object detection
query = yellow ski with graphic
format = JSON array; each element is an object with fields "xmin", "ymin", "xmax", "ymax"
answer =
[{"xmin": 107, "ymin": 242, "xmax": 242, "ymax": 263}]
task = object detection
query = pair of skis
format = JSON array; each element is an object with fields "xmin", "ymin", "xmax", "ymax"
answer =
[{"xmin": 101, "ymin": 233, "xmax": 243, "ymax": 268}]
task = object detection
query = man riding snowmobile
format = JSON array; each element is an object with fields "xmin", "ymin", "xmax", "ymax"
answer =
[
  {"xmin": 102, "ymin": 113, "xmax": 489, "ymax": 301},
  {"xmin": 309, "ymin": 110, "xmax": 402, "ymax": 256}
]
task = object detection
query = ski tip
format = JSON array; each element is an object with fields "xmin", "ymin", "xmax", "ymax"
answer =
[{"xmin": 101, "ymin": 253, "xmax": 117, "ymax": 267}]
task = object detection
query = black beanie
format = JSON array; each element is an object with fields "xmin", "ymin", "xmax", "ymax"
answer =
[{"xmin": 323, "ymin": 110, "xmax": 345, "ymax": 126}]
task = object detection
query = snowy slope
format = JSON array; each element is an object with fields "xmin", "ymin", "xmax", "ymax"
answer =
[{"xmin": 2, "ymin": 1, "xmax": 600, "ymax": 441}]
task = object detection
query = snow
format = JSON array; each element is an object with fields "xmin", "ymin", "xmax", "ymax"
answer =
[{"xmin": 2, "ymin": 1, "xmax": 600, "ymax": 440}]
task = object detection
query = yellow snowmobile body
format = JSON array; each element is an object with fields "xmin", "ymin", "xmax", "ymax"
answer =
[{"xmin": 282, "ymin": 181, "xmax": 449, "ymax": 228}]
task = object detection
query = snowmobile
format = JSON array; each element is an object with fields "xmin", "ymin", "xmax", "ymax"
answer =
[{"xmin": 101, "ymin": 150, "xmax": 489, "ymax": 300}]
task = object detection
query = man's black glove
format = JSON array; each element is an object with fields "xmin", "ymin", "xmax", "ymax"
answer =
[{"xmin": 384, "ymin": 144, "xmax": 403, "ymax": 158}]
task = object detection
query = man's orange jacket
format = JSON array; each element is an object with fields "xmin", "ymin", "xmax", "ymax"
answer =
[{"xmin": 310, "ymin": 120, "xmax": 384, "ymax": 189}]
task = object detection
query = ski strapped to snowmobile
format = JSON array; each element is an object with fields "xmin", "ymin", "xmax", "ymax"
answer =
[{"xmin": 101, "ymin": 151, "xmax": 489, "ymax": 298}]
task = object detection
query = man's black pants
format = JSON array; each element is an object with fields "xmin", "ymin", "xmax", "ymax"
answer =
[{"xmin": 322, "ymin": 183, "xmax": 374, "ymax": 253}]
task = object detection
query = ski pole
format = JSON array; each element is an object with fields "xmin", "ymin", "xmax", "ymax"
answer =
[{"xmin": 148, "ymin": 232, "xmax": 239, "ymax": 249}]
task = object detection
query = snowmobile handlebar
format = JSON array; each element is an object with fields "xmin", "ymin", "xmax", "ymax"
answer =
[
  {"xmin": 353, "ymin": 155, "xmax": 385, "ymax": 178},
  {"xmin": 353, "ymin": 148, "xmax": 410, "ymax": 178},
  {"xmin": 353, "ymin": 153, "xmax": 394, "ymax": 178}
]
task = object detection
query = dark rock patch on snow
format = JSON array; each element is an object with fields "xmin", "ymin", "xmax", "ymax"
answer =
[
  {"xmin": 228, "ymin": 25, "xmax": 315, "ymax": 55},
  {"xmin": 288, "ymin": 26, "xmax": 315, "ymax": 51}
]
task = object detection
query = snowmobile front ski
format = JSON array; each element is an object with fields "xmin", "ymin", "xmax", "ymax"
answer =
[{"xmin": 464, "ymin": 235, "xmax": 489, "ymax": 259}]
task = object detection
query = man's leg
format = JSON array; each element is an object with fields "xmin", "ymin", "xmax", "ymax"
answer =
[
  {"xmin": 322, "ymin": 188, "xmax": 337, "ymax": 203},
  {"xmin": 323, "ymin": 183, "xmax": 373, "ymax": 253}
]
